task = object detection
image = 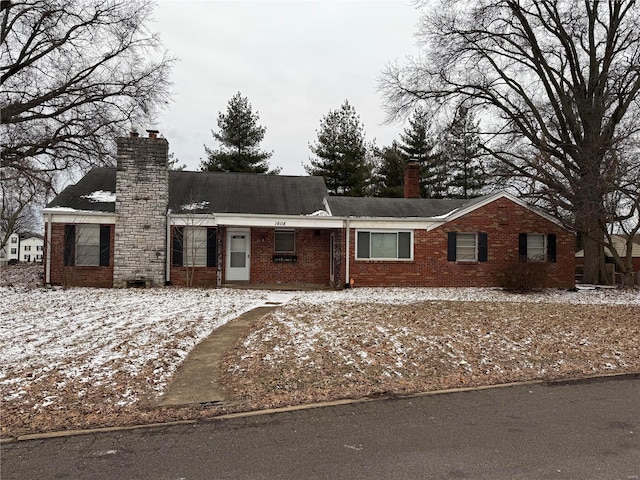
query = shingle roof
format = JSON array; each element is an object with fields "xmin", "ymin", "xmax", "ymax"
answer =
[
  {"xmin": 326, "ymin": 196, "xmax": 472, "ymax": 218},
  {"xmin": 46, "ymin": 167, "xmax": 328, "ymax": 215},
  {"xmin": 47, "ymin": 167, "xmax": 117, "ymax": 212}
]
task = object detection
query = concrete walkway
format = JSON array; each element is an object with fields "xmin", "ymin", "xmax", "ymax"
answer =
[{"xmin": 157, "ymin": 292, "xmax": 296, "ymax": 407}]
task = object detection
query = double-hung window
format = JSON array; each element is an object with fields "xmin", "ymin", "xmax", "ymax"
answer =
[
  {"xmin": 448, "ymin": 232, "xmax": 488, "ymax": 262},
  {"xmin": 172, "ymin": 227, "xmax": 217, "ymax": 267},
  {"xmin": 64, "ymin": 224, "xmax": 111, "ymax": 267},
  {"xmin": 184, "ymin": 227, "xmax": 207, "ymax": 267},
  {"xmin": 76, "ymin": 225, "xmax": 101, "ymax": 266},
  {"xmin": 356, "ymin": 230, "xmax": 412, "ymax": 260},
  {"xmin": 274, "ymin": 230, "xmax": 295, "ymax": 253},
  {"xmin": 519, "ymin": 233, "xmax": 556, "ymax": 262}
]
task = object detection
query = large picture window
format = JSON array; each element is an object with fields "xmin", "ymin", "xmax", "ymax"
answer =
[{"xmin": 356, "ymin": 231, "xmax": 412, "ymax": 260}]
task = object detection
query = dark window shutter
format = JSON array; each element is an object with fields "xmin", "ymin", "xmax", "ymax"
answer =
[
  {"xmin": 207, "ymin": 228, "xmax": 217, "ymax": 267},
  {"xmin": 357, "ymin": 231, "xmax": 370, "ymax": 259},
  {"xmin": 64, "ymin": 225, "xmax": 75, "ymax": 266},
  {"xmin": 99, "ymin": 225, "xmax": 110, "ymax": 266},
  {"xmin": 447, "ymin": 232, "xmax": 457, "ymax": 262},
  {"xmin": 172, "ymin": 227, "xmax": 183, "ymax": 266},
  {"xmin": 478, "ymin": 232, "xmax": 488, "ymax": 262},
  {"xmin": 518, "ymin": 233, "xmax": 528, "ymax": 261},
  {"xmin": 547, "ymin": 234, "xmax": 557, "ymax": 263}
]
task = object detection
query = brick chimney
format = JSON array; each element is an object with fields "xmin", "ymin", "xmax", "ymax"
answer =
[
  {"xmin": 113, "ymin": 131, "xmax": 169, "ymax": 288},
  {"xmin": 404, "ymin": 159, "xmax": 421, "ymax": 199}
]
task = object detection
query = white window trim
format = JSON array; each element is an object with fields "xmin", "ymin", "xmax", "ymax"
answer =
[
  {"xmin": 526, "ymin": 233, "xmax": 546, "ymax": 262},
  {"xmin": 456, "ymin": 233, "xmax": 478, "ymax": 262},
  {"xmin": 274, "ymin": 229, "xmax": 296, "ymax": 254},
  {"xmin": 355, "ymin": 229, "xmax": 414, "ymax": 261},
  {"xmin": 183, "ymin": 227, "xmax": 207, "ymax": 267},
  {"xmin": 76, "ymin": 224, "xmax": 100, "ymax": 266}
]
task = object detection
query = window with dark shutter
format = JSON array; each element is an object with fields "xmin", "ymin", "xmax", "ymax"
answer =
[
  {"xmin": 99, "ymin": 225, "xmax": 110, "ymax": 266},
  {"xmin": 547, "ymin": 234, "xmax": 557, "ymax": 263},
  {"xmin": 447, "ymin": 232, "xmax": 457, "ymax": 262},
  {"xmin": 207, "ymin": 228, "xmax": 217, "ymax": 267},
  {"xmin": 172, "ymin": 227, "xmax": 183, "ymax": 266},
  {"xmin": 478, "ymin": 232, "xmax": 488, "ymax": 262},
  {"xmin": 64, "ymin": 225, "xmax": 76, "ymax": 266}
]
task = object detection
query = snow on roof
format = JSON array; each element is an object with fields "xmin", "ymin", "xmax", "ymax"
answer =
[
  {"xmin": 181, "ymin": 201, "xmax": 210, "ymax": 211},
  {"xmin": 81, "ymin": 190, "xmax": 116, "ymax": 203}
]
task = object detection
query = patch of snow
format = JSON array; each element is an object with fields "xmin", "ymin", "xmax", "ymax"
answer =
[
  {"xmin": 82, "ymin": 191, "xmax": 116, "ymax": 202},
  {"xmin": 306, "ymin": 210, "xmax": 330, "ymax": 216},
  {"xmin": 181, "ymin": 201, "xmax": 210, "ymax": 211}
]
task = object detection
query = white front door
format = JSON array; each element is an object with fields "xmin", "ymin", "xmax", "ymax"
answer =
[{"xmin": 226, "ymin": 229, "xmax": 250, "ymax": 281}]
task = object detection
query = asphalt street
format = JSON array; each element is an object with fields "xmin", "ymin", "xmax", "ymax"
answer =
[{"xmin": 2, "ymin": 376, "xmax": 639, "ymax": 479}]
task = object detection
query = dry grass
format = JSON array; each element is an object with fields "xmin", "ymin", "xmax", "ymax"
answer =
[
  {"xmin": 221, "ymin": 301, "xmax": 640, "ymax": 410},
  {"xmin": 2, "ymin": 265, "xmax": 638, "ymax": 438}
]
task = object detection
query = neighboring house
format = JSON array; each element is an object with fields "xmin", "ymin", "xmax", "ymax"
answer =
[
  {"xmin": 0, "ymin": 232, "xmax": 43, "ymax": 265},
  {"xmin": 42, "ymin": 131, "xmax": 575, "ymax": 289},
  {"xmin": 575, "ymin": 235, "xmax": 640, "ymax": 285}
]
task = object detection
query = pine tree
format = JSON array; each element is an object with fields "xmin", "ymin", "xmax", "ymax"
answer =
[
  {"xmin": 372, "ymin": 141, "xmax": 405, "ymax": 198},
  {"xmin": 398, "ymin": 107, "xmax": 446, "ymax": 198},
  {"xmin": 201, "ymin": 92, "xmax": 279, "ymax": 174},
  {"xmin": 440, "ymin": 105, "xmax": 487, "ymax": 198},
  {"xmin": 306, "ymin": 100, "xmax": 371, "ymax": 196}
]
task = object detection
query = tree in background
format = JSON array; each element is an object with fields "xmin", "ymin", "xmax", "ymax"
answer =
[
  {"xmin": 201, "ymin": 92, "xmax": 279, "ymax": 174},
  {"xmin": 306, "ymin": 100, "xmax": 371, "ymax": 196},
  {"xmin": 380, "ymin": 0, "xmax": 640, "ymax": 285},
  {"xmin": 371, "ymin": 141, "xmax": 405, "ymax": 198},
  {"xmin": 439, "ymin": 105, "xmax": 487, "ymax": 199},
  {"xmin": 397, "ymin": 107, "xmax": 446, "ymax": 198},
  {"xmin": 1, "ymin": 0, "xmax": 173, "ymax": 202}
]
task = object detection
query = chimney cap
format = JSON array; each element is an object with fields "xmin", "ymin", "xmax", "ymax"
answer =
[
  {"xmin": 129, "ymin": 126, "xmax": 139, "ymax": 138},
  {"xmin": 146, "ymin": 129, "xmax": 160, "ymax": 138}
]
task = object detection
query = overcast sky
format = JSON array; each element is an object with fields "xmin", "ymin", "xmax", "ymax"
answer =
[{"xmin": 152, "ymin": 0, "xmax": 421, "ymax": 175}]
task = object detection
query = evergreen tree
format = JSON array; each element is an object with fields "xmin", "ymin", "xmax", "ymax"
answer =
[
  {"xmin": 306, "ymin": 100, "xmax": 371, "ymax": 196},
  {"xmin": 440, "ymin": 105, "xmax": 487, "ymax": 198},
  {"xmin": 372, "ymin": 141, "xmax": 405, "ymax": 198},
  {"xmin": 398, "ymin": 107, "xmax": 446, "ymax": 198},
  {"xmin": 201, "ymin": 92, "xmax": 279, "ymax": 174}
]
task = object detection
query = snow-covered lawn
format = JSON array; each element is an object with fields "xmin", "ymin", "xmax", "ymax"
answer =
[
  {"xmin": 1, "ymin": 265, "xmax": 638, "ymax": 437},
  {"xmin": 0, "ymin": 272, "xmax": 273, "ymax": 437}
]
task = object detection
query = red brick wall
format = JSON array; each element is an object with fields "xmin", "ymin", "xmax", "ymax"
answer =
[
  {"xmin": 348, "ymin": 197, "xmax": 575, "ymax": 288},
  {"xmin": 250, "ymin": 228, "xmax": 332, "ymax": 285},
  {"xmin": 46, "ymin": 223, "xmax": 115, "ymax": 288},
  {"xmin": 168, "ymin": 226, "xmax": 219, "ymax": 287}
]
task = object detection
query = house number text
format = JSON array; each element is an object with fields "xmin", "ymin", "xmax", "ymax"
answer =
[{"xmin": 275, "ymin": 221, "xmax": 286, "ymax": 226}]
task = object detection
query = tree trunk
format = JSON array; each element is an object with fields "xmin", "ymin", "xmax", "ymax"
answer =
[{"xmin": 579, "ymin": 221, "xmax": 611, "ymax": 286}]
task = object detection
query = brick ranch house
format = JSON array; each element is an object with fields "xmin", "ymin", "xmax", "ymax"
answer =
[{"xmin": 42, "ymin": 131, "xmax": 575, "ymax": 289}]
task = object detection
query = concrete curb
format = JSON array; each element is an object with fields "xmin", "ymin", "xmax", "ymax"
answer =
[{"xmin": 4, "ymin": 371, "xmax": 638, "ymax": 444}]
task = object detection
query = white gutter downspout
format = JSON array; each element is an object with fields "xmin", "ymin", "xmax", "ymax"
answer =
[
  {"xmin": 166, "ymin": 210, "xmax": 172, "ymax": 285},
  {"xmin": 45, "ymin": 212, "xmax": 52, "ymax": 285},
  {"xmin": 345, "ymin": 217, "xmax": 350, "ymax": 288}
]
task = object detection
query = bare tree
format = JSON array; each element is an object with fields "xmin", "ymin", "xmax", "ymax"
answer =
[
  {"xmin": 380, "ymin": 0, "xmax": 640, "ymax": 285},
  {"xmin": 1, "ymin": 0, "xmax": 173, "ymax": 195},
  {"xmin": 0, "ymin": 165, "xmax": 43, "ymax": 250}
]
